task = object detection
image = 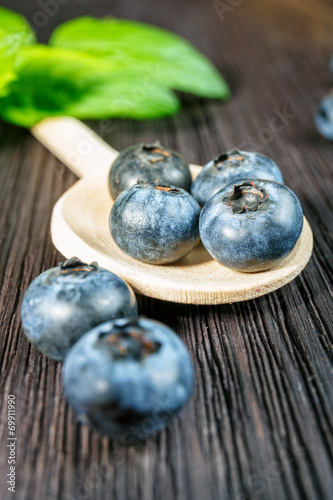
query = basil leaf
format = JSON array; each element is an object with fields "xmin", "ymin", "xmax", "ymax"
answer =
[
  {"xmin": 49, "ymin": 16, "xmax": 230, "ymax": 99},
  {"xmin": 0, "ymin": 46, "xmax": 180, "ymax": 127},
  {"xmin": 0, "ymin": 7, "xmax": 36, "ymax": 96}
]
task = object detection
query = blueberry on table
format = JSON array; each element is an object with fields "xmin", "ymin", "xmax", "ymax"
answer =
[
  {"xmin": 62, "ymin": 317, "xmax": 194, "ymax": 443},
  {"xmin": 109, "ymin": 142, "xmax": 192, "ymax": 200},
  {"xmin": 20, "ymin": 257, "xmax": 138, "ymax": 361},
  {"xmin": 314, "ymin": 94, "xmax": 333, "ymax": 140},
  {"xmin": 199, "ymin": 179, "xmax": 303, "ymax": 272},
  {"xmin": 109, "ymin": 182, "xmax": 201, "ymax": 264},
  {"xmin": 191, "ymin": 148, "xmax": 283, "ymax": 205}
]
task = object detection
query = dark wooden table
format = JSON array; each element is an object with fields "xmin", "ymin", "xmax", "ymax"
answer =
[{"xmin": 1, "ymin": 1, "xmax": 333, "ymax": 499}]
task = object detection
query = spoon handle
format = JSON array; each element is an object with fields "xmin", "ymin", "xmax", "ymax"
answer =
[
  {"xmin": 31, "ymin": 116, "xmax": 119, "ymax": 178},
  {"xmin": 32, "ymin": 116, "xmax": 203, "ymax": 180}
]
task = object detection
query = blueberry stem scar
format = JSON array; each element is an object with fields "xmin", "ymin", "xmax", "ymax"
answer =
[
  {"xmin": 141, "ymin": 143, "xmax": 170, "ymax": 163},
  {"xmin": 97, "ymin": 318, "xmax": 161, "ymax": 360},
  {"xmin": 59, "ymin": 257, "xmax": 99, "ymax": 275},
  {"xmin": 154, "ymin": 185, "xmax": 180, "ymax": 193},
  {"xmin": 213, "ymin": 147, "xmax": 246, "ymax": 169},
  {"xmin": 136, "ymin": 180, "xmax": 181, "ymax": 193},
  {"xmin": 223, "ymin": 181, "xmax": 269, "ymax": 214}
]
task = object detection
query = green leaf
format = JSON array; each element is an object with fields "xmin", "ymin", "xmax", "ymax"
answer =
[
  {"xmin": 49, "ymin": 16, "xmax": 230, "ymax": 100},
  {"xmin": 0, "ymin": 45, "xmax": 180, "ymax": 127},
  {"xmin": 0, "ymin": 7, "xmax": 36, "ymax": 96}
]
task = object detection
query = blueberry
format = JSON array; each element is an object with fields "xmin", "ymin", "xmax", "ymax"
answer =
[
  {"xmin": 314, "ymin": 94, "xmax": 333, "ymax": 140},
  {"xmin": 109, "ymin": 182, "xmax": 201, "ymax": 264},
  {"xmin": 62, "ymin": 317, "xmax": 194, "ymax": 443},
  {"xmin": 21, "ymin": 258, "xmax": 138, "ymax": 361},
  {"xmin": 191, "ymin": 148, "xmax": 284, "ymax": 205},
  {"xmin": 109, "ymin": 142, "xmax": 192, "ymax": 200},
  {"xmin": 199, "ymin": 179, "xmax": 303, "ymax": 272}
]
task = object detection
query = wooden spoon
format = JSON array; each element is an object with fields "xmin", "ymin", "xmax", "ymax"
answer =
[{"xmin": 31, "ymin": 117, "xmax": 313, "ymax": 305}]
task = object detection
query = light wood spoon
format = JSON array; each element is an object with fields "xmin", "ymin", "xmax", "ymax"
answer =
[{"xmin": 31, "ymin": 117, "xmax": 313, "ymax": 305}]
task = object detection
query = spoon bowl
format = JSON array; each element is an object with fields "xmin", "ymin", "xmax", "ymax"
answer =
[{"xmin": 32, "ymin": 117, "xmax": 313, "ymax": 304}]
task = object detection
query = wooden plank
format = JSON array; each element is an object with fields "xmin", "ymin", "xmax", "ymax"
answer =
[{"xmin": 0, "ymin": 0, "xmax": 332, "ymax": 499}]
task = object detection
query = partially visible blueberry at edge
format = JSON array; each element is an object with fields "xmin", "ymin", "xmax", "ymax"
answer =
[{"xmin": 314, "ymin": 94, "xmax": 333, "ymax": 141}]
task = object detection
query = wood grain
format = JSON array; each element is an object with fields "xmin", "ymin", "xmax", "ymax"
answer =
[{"xmin": 0, "ymin": 1, "xmax": 333, "ymax": 499}]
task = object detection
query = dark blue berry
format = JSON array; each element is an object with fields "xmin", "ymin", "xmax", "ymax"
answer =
[
  {"xmin": 199, "ymin": 179, "xmax": 303, "ymax": 272},
  {"xmin": 109, "ymin": 182, "xmax": 201, "ymax": 264},
  {"xmin": 314, "ymin": 94, "xmax": 333, "ymax": 141},
  {"xmin": 109, "ymin": 142, "xmax": 192, "ymax": 200},
  {"xmin": 191, "ymin": 149, "xmax": 283, "ymax": 205},
  {"xmin": 62, "ymin": 317, "xmax": 194, "ymax": 443},
  {"xmin": 21, "ymin": 258, "xmax": 138, "ymax": 360}
]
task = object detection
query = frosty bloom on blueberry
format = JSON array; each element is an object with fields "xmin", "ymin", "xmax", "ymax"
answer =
[
  {"xmin": 191, "ymin": 148, "xmax": 283, "ymax": 205},
  {"xmin": 62, "ymin": 317, "xmax": 194, "ymax": 443},
  {"xmin": 199, "ymin": 179, "xmax": 304, "ymax": 272},
  {"xmin": 20, "ymin": 257, "xmax": 138, "ymax": 360},
  {"xmin": 109, "ymin": 142, "xmax": 192, "ymax": 200},
  {"xmin": 109, "ymin": 181, "xmax": 201, "ymax": 264}
]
